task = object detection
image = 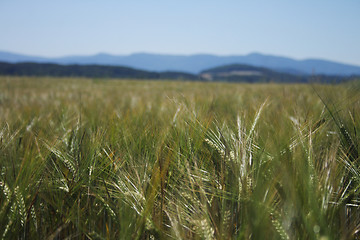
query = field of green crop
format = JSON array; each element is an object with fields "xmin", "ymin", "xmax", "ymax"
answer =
[{"xmin": 1, "ymin": 76, "xmax": 360, "ymax": 239}]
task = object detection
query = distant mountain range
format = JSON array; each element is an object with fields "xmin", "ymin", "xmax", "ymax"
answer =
[
  {"xmin": 0, "ymin": 61, "xmax": 355, "ymax": 83},
  {"xmin": 1, "ymin": 51, "xmax": 360, "ymax": 76}
]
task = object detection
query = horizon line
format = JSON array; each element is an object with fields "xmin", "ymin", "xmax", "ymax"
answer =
[{"xmin": 1, "ymin": 49, "xmax": 360, "ymax": 67}]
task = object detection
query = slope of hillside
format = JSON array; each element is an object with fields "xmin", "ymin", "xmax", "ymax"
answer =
[
  {"xmin": 0, "ymin": 61, "xmax": 357, "ymax": 83},
  {"xmin": 200, "ymin": 64, "xmax": 351, "ymax": 83},
  {"xmin": 0, "ymin": 62, "xmax": 199, "ymax": 80},
  {"xmin": 1, "ymin": 51, "xmax": 360, "ymax": 76}
]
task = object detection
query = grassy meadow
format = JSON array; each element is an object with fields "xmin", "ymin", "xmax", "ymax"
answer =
[{"xmin": 1, "ymin": 76, "xmax": 360, "ymax": 239}]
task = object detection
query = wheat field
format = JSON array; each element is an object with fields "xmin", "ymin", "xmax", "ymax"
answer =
[{"xmin": 0, "ymin": 76, "xmax": 359, "ymax": 239}]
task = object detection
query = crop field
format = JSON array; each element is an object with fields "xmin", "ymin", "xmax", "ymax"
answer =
[{"xmin": 1, "ymin": 76, "xmax": 360, "ymax": 239}]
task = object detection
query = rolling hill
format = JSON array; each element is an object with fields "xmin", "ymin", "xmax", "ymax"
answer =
[
  {"xmin": 0, "ymin": 62, "xmax": 199, "ymax": 80},
  {"xmin": 0, "ymin": 61, "xmax": 357, "ymax": 83},
  {"xmin": 200, "ymin": 64, "xmax": 349, "ymax": 83},
  {"xmin": 1, "ymin": 51, "xmax": 360, "ymax": 76}
]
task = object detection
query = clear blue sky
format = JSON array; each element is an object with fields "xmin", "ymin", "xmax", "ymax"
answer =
[{"xmin": 1, "ymin": 0, "xmax": 359, "ymax": 65}]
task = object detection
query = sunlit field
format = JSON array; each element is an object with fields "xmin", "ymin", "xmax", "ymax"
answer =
[{"xmin": 1, "ymin": 76, "xmax": 360, "ymax": 239}]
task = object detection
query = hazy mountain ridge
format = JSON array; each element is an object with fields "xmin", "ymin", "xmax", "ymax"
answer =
[
  {"xmin": 0, "ymin": 61, "xmax": 356, "ymax": 83},
  {"xmin": 1, "ymin": 51, "xmax": 360, "ymax": 76}
]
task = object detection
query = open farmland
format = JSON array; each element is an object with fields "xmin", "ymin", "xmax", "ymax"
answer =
[{"xmin": 1, "ymin": 76, "xmax": 360, "ymax": 239}]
